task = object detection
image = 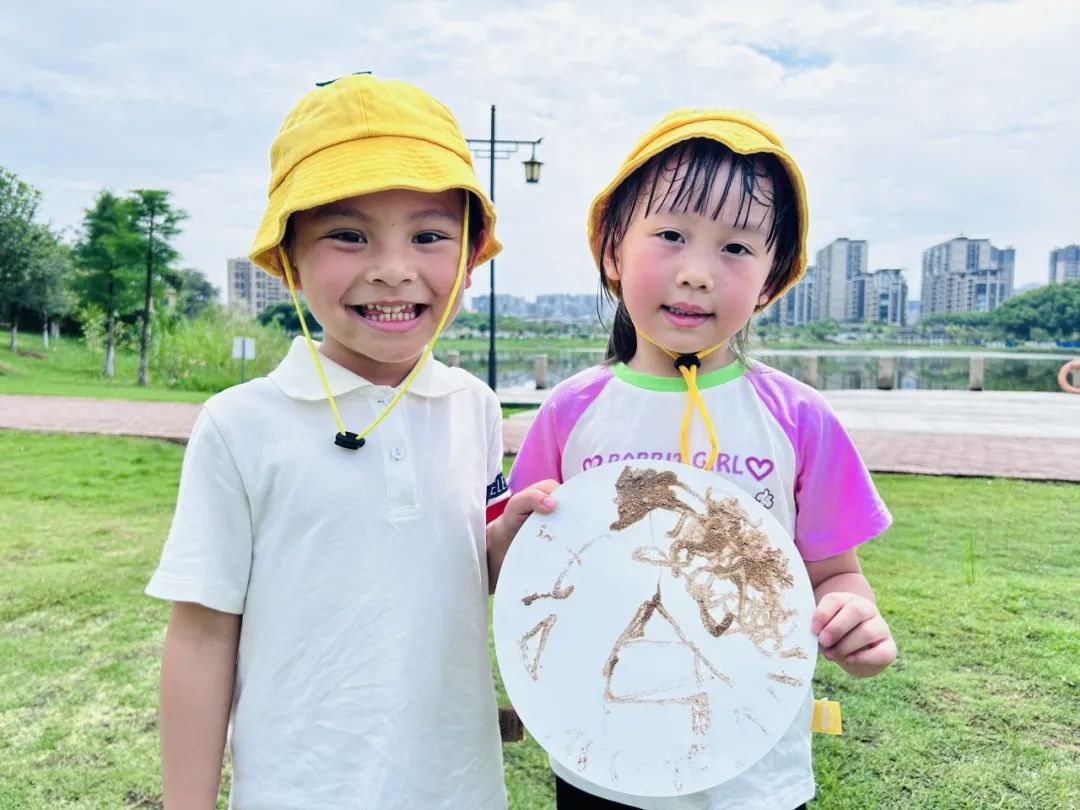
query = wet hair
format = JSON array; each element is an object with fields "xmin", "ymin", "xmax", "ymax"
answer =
[
  {"xmin": 596, "ymin": 138, "xmax": 800, "ymax": 365},
  {"xmin": 464, "ymin": 191, "xmax": 485, "ymax": 247}
]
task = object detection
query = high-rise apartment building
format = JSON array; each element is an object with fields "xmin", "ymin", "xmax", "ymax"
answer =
[
  {"xmin": 921, "ymin": 237, "xmax": 1015, "ymax": 315},
  {"xmin": 227, "ymin": 257, "xmax": 292, "ymax": 315},
  {"xmin": 774, "ymin": 264, "xmax": 819, "ymax": 326},
  {"xmin": 848, "ymin": 272, "xmax": 869, "ymax": 322},
  {"xmin": 1049, "ymin": 245, "xmax": 1080, "ymax": 284},
  {"xmin": 816, "ymin": 239, "xmax": 868, "ymax": 322},
  {"xmin": 864, "ymin": 269, "xmax": 908, "ymax": 326}
]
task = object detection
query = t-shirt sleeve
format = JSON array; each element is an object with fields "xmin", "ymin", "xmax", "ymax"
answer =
[
  {"xmin": 145, "ymin": 406, "xmax": 253, "ymax": 614},
  {"xmin": 485, "ymin": 392, "xmax": 510, "ymax": 523},
  {"xmin": 793, "ymin": 399, "xmax": 892, "ymax": 561},
  {"xmin": 508, "ymin": 395, "xmax": 564, "ymax": 493}
]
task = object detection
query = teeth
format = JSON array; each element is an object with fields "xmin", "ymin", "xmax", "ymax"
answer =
[{"xmin": 357, "ymin": 303, "xmax": 419, "ymax": 322}]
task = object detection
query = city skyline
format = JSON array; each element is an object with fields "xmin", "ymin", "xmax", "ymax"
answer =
[{"xmin": 4, "ymin": 2, "xmax": 1078, "ymax": 303}]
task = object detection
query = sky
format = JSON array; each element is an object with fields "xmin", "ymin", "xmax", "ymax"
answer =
[{"xmin": 2, "ymin": 0, "xmax": 1077, "ymax": 306}]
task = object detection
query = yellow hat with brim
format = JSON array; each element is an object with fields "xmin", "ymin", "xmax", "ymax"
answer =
[
  {"xmin": 587, "ymin": 108, "xmax": 809, "ymax": 304},
  {"xmin": 250, "ymin": 74, "xmax": 500, "ymax": 277}
]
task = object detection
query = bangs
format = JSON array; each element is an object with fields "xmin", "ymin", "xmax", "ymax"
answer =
[
  {"xmin": 599, "ymin": 138, "xmax": 798, "ymax": 299},
  {"xmin": 639, "ymin": 139, "xmax": 789, "ymax": 250}
]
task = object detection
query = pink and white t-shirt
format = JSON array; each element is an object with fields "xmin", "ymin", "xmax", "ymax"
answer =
[{"xmin": 509, "ymin": 359, "xmax": 891, "ymax": 810}]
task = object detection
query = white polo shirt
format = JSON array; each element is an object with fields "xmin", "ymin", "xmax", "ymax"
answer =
[{"xmin": 147, "ymin": 337, "xmax": 510, "ymax": 810}]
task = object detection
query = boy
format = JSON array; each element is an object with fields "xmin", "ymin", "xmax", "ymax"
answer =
[{"xmin": 147, "ymin": 74, "xmax": 556, "ymax": 809}]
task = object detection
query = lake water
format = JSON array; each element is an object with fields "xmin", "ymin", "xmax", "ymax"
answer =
[{"xmin": 433, "ymin": 347, "xmax": 1077, "ymax": 393}]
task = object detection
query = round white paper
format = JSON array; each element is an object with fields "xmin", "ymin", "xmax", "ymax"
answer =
[{"xmin": 494, "ymin": 461, "xmax": 816, "ymax": 798}]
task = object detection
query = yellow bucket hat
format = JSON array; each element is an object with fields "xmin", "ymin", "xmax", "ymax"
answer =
[
  {"xmin": 587, "ymin": 108, "xmax": 809, "ymax": 305},
  {"xmin": 249, "ymin": 74, "xmax": 501, "ymax": 276}
]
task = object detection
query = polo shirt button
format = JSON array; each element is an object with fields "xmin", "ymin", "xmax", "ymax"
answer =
[{"xmin": 391, "ymin": 446, "xmax": 406, "ymax": 461}]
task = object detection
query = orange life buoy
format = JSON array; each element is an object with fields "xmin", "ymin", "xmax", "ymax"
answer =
[{"xmin": 1059, "ymin": 359, "xmax": 1080, "ymax": 394}]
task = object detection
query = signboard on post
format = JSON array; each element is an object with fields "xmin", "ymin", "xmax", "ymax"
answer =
[{"xmin": 232, "ymin": 337, "xmax": 256, "ymax": 382}]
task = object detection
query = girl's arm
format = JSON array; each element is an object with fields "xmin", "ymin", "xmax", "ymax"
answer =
[
  {"xmin": 159, "ymin": 601, "xmax": 240, "ymax": 809},
  {"xmin": 805, "ymin": 549, "xmax": 897, "ymax": 678},
  {"xmin": 486, "ymin": 481, "xmax": 559, "ymax": 592}
]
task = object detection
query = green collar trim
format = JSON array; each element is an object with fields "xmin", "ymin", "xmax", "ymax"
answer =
[{"xmin": 611, "ymin": 359, "xmax": 749, "ymax": 391}]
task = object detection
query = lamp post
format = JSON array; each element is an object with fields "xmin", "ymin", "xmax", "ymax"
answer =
[{"xmin": 467, "ymin": 106, "xmax": 543, "ymax": 391}]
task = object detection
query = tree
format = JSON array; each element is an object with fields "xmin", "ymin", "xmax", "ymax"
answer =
[
  {"xmin": 993, "ymin": 281, "xmax": 1080, "ymax": 341},
  {"xmin": 0, "ymin": 167, "xmax": 42, "ymax": 351},
  {"xmin": 806, "ymin": 319, "xmax": 841, "ymax": 342},
  {"xmin": 166, "ymin": 267, "xmax": 218, "ymax": 319},
  {"xmin": 257, "ymin": 300, "xmax": 320, "ymax": 334},
  {"xmin": 919, "ymin": 311, "xmax": 997, "ymax": 344},
  {"xmin": 131, "ymin": 190, "xmax": 187, "ymax": 386},
  {"xmin": 452, "ymin": 310, "xmax": 488, "ymax": 333},
  {"xmin": 72, "ymin": 191, "xmax": 142, "ymax": 377},
  {"xmin": 24, "ymin": 226, "xmax": 75, "ymax": 349}
]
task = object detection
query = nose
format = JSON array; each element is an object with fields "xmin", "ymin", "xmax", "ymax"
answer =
[
  {"xmin": 674, "ymin": 257, "xmax": 713, "ymax": 292},
  {"xmin": 364, "ymin": 244, "xmax": 417, "ymax": 287}
]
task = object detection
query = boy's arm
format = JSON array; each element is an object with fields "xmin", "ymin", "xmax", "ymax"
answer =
[
  {"xmin": 159, "ymin": 601, "xmax": 240, "ymax": 809},
  {"xmin": 805, "ymin": 549, "xmax": 896, "ymax": 678}
]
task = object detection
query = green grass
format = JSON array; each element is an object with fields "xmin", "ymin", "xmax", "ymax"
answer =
[
  {"xmin": 2, "ymin": 431, "xmax": 1078, "ymax": 808},
  {"xmin": 502, "ymin": 405, "xmax": 540, "ymax": 419},
  {"xmin": 0, "ymin": 339, "xmax": 211, "ymax": 403}
]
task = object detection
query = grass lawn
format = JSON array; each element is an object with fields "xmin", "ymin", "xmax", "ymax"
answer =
[
  {"xmin": 0, "ymin": 340, "xmax": 533, "ymax": 418},
  {"xmin": 1, "ymin": 431, "xmax": 1078, "ymax": 809},
  {"xmin": 0, "ymin": 339, "xmax": 211, "ymax": 403}
]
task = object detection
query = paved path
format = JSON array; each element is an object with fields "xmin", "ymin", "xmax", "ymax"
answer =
[
  {"xmin": 0, "ymin": 395, "xmax": 199, "ymax": 444},
  {"xmin": 2, "ymin": 391, "xmax": 1079, "ymax": 482}
]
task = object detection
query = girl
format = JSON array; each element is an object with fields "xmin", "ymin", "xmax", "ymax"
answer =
[{"xmin": 509, "ymin": 109, "xmax": 897, "ymax": 810}]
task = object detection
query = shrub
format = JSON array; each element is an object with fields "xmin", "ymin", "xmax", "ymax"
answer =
[{"xmin": 151, "ymin": 305, "xmax": 292, "ymax": 391}]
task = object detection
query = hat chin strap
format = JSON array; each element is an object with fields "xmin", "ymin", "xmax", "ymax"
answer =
[
  {"xmin": 635, "ymin": 327, "xmax": 724, "ymax": 471},
  {"xmin": 278, "ymin": 202, "xmax": 471, "ymax": 451}
]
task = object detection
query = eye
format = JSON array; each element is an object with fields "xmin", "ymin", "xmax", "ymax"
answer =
[
  {"xmin": 657, "ymin": 230, "xmax": 684, "ymax": 243},
  {"xmin": 327, "ymin": 230, "xmax": 365, "ymax": 244},
  {"xmin": 414, "ymin": 231, "xmax": 449, "ymax": 245},
  {"xmin": 724, "ymin": 243, "xmax": 752, "ymax": 256}
]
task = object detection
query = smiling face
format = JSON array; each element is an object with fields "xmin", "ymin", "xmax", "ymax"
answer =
[
  {"xmin": 604, "ymin": 154, "xmax": 778, "ymax": 375},
  {"xmin": 287, "ymin": 188, "xmax": 476, "ymax": 385}
]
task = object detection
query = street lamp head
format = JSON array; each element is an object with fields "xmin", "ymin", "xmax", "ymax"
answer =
[
  {"xmin": 523, "ymin": 157, "xmax": 543, "ymax": 183},
  {"xmin": 522, "ymin": 140, "xmax": 543, "ymax": 183}
]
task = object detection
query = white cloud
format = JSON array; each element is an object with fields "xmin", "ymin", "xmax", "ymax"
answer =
[{"xmin": 2, "ymin": 0, "xmax": 1077, "ymax": 305}]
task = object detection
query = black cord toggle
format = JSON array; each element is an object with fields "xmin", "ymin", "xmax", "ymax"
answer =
[
  {"xmin": 334, "ymin": 431, "xmax": 366, "ymax": 450},
  {"xmin": 674, "ymin": 353, "xmax": 701, "ymax": 371}
]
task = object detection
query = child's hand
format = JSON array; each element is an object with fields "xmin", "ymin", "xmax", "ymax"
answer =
[
  {"xmin": 486, "ymin": 480, "xmax": 559, "ymax": 591},
  {"xmin": 811, "ymin": 592, "xmax": 897, "ymax": 678},
  {"xmin": 499, "ymin": 480, "xmax": 559, "ymax": 538}
]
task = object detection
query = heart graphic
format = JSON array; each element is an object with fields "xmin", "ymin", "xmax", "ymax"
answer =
[
  {"xmin": 581, "ymin": 455, "xmax": 604, "ymax": 471},
  {"xmin": 745, "ymin": 456, "xmax": 774, "ymax": 481}
]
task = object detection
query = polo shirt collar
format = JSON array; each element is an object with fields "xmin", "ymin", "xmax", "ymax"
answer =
[{"xmin": 269, "ymin": 337, "xmax": 467, "ymax": 401}]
